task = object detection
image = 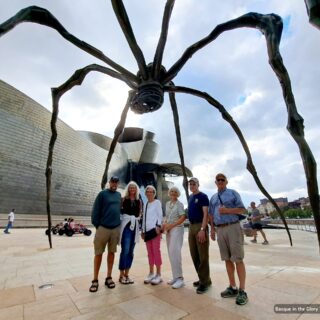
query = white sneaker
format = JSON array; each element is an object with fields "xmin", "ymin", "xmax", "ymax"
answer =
[
  {"xmin": 172, "ymin": 278, "xmax": 185, "ymax": 289},
  {"xmin": 151, "ymin": 274, "xmax": 163, "ymax": 285},
  {"xmin": 167, "ymin": 278, "xmax": 177, "ymax": 285},
  {"xmin": 144, "ymin": 273, "xmax": 155, "ymax": 284}
]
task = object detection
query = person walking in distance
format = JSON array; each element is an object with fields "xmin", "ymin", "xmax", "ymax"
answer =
[
  {"xmin": 3, "ymin": 209, "xmax": 15, "ymax": 234},
  {"xmin": 89, "ymin": 176, "xmax": 121, "ymax": 293},
  {"xmin": 250, "ymin": 201, "xmax": 269, "ymax": 245}
]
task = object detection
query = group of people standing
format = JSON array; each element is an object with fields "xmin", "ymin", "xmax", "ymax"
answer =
[{"xmin": 89, "ymin": 172, "xmax": 249, "ymax": 306}]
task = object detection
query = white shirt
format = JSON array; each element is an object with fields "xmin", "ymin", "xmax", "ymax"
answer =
[
  {"xmin": 8, "ymin": 211, "xmax": 15, "ymax": 222},
  {"xmin": 143, "ymin": 200, "xmax": 163, "ymax": 232}
]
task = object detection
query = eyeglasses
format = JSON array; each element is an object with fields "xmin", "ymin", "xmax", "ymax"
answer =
[
  {"xmin": 189, "ymin": 183, "xmax": 196, "ymax": 186},
  {"xmin": 216, "ymin": 179, "xmax": 225, "ymax": 182}
]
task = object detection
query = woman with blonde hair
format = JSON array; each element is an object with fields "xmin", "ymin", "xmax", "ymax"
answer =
[
  {"xmin": 142, "ymin": 185, "xmax": 163, "ymax": 285},
  {"xmin": 118, "ymin": 181, "xmax": 142, "ymax": 284},
  {"xmin": 163, "ymin": 186, "xmax": 186, "ymax": 289}
]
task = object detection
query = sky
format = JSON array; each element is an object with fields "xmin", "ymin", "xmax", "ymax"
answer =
[{"xmin": 0, "ymin": 0, "xmax": 319, "ymax": 208}]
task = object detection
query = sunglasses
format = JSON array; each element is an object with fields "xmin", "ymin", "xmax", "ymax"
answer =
[{"xmin": 216, "ymin": 179, "xmax": 226, "ymax": 182}]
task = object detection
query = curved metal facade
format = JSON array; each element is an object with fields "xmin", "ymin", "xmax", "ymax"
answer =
[{"xmin": 0, "ymin": 80, "xmax": 128, "ymax": 215}]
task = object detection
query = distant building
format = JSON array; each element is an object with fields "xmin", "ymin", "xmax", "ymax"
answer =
[
  {"xmin": 298, "ymin": 197, "xmax": 311, "ymax": 209},
  {"xmin": 288, "ymin": 200, "xmax": 301, "ymax": 209},
  {"xmin": 258, "ymin": 197, "xmax": 288, "ymax": 214}
]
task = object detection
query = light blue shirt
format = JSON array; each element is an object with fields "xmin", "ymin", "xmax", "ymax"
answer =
[{"xmin": 209, "ymin": 188, "xmax": 245, "ymax": 226}]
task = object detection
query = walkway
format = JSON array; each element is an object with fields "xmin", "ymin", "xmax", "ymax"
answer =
[{"xmin": 0, "ymin": 228, "xmax": 319, "ymax": 319}]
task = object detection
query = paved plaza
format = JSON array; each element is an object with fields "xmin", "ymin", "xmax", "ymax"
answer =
[{"xmin": 0, "ymin": 227, "xmax": 320, "ymax": 320}]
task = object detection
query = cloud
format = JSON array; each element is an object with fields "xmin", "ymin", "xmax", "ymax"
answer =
[{"xmin": 0, "ymin": 0, "xmax": 319, "ymax": 207}]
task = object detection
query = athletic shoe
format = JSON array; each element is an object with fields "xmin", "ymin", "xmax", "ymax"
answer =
[
  {"xmin": 236, "ymin": 289, "xmax": 248, "ymax": 305},
  {"xmin": 172, "ymin": 278, "xmax": 185, "ymax": 289},
  {"xmin": 221, "ymin": 286, "xmax": 239, "ymax": 298},
  {"xmin": 196, "ymin": 284, "xmax": 209, "ymax": 294},
  {"xmin": 167, "ymin": 278, "xmax": 177, "ymax": 285},
  {"xmin": 262, "ymin": 240, "xmax": 269, "ymax": 245},
  {"xmin": 144, "ymin": 273, "xmax": 155, "ymax": 284},
  {"xmin": 250, "ymin": 239, "xmax": 257, "ymax": 243},
  {"xmin": 193, "ymin": 280, "xmax": 200, "ymax": 287},
  {"xmin": 151, "ymin": 274, "xmax": 163, "ymax": 285}
]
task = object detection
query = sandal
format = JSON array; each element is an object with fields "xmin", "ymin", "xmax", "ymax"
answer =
[
  {"xmin": 89, "ymin": 280, "xmax": 99, "ymax": 292},
  {"xmin": 126, "ymin": 276, "xmax": 134, "ymax": 284},
  {"xmin": 105, "ymin": 276, "xmax": 116, "ymax": 289},
  {"xmin": 119, "ymin": 276, "xmax": 129, "ymax": 284}
]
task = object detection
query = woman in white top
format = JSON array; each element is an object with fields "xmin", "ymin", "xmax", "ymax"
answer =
[
  {"xmin": 163, "ymin": 186, "xmax": 186, "ymax": 289},
  {"xmin": 141, "ymin": 185, "xmax": 163, "ymax": 285}
]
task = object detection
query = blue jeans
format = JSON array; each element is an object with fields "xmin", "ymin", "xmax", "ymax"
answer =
[
  {"xmin": 119, "ymin": 223, "xmax": 136, "ymax": 270},
  {"xmin": 4, "ymin": 221, "xmax": 12, "ymax": 233}
]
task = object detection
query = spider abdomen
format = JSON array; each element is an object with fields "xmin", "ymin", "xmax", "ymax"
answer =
[{"xmin": 130, "ymin": 82, "xmax": 164, "ymax": 114}]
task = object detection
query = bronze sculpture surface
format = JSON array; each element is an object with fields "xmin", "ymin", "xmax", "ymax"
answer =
[{"xmin": 0, "ymin": 1, "xmax": 319, "ymax": 249}]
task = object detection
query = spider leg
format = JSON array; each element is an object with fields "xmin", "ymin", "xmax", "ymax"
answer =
[
  {"xmin": 100, "ymin": 91, "xmax": 134, "ymax": 189},
  {"xmin": 164, "ymin": 12, "xmax": 283, "ymax": 82},
  {"xmin": 152, "ymin": 0, "xmax": 176, "ymax": 79},
  {"xmin": 111, "ymin": 0, "xmax": 148, "ymax": 80},
  {"xmin": 165, "ymin": 84, "xmax": 293, "ymax": 246},
  {"xmin": 45, "ymin": 64, "xmax": 133, "ymax": 248},
  {"xmin": 167, "ymin": 88, "xmax": 190, "ymax": 201},
  {"xmin": 165, "ymin": 11, "xmax": 319, "ymax": 248},
  {"xmin": 0, "ymin": 6, "xmax": 137, "ymax": 82}
]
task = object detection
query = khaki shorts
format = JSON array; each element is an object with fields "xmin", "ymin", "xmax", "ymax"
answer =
[
  {"xmin": 93, "ymin": 226, "xmax": 120, "ymax": 255},
  {"xmin": 216, "ymin": 222, "xmax": 244, "ymax": 262}
]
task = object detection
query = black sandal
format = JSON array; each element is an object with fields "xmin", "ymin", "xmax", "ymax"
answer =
[
  {"xmin": 105, "ymin": 276, "xmax": 116, "ymax": 289},
  {"xmin": 89, "ymin": 280, "xmax": 99, "ymax": 292}
]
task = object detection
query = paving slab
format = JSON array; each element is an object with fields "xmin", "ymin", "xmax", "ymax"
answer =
[{"xmin": 0, "ymin": 228, "xmax": 319, "ymax": 319}]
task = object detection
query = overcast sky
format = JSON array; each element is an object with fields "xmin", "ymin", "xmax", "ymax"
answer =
[{"xmin": 0, "ymin": 0, "xmax": 319, "ymax": 207}]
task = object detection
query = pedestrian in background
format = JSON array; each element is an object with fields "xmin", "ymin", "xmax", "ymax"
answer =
[
  {"xmin": 3, "ymin": 209, "xmax": 15, "ymax": 234},
  {"xmin": 250, "ymin": 201, "xmax": 269, "ymax": 245}
]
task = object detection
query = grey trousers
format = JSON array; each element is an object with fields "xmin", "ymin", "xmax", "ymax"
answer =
[{"xmin": 166, "ymin": 226, "xmax": 184, "ymax": 279}]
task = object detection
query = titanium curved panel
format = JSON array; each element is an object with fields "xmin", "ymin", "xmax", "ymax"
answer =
[{"xmin": 0, "ymin": 80, "xmax": 127, "ymax": 215}]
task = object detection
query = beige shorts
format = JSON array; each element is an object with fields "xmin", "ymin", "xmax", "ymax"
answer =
[
  {"xmin": 93, "ymin": 226, "xmax": 120, "ymax": 255},
  {"xmin": 216, "ymin": 222, "xmax": 244, "ymax": 262}
]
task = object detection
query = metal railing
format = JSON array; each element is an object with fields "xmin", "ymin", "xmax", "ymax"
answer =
[{"xmin": 270, "ymin": 219, "xmax": 316, "ymax": 233}]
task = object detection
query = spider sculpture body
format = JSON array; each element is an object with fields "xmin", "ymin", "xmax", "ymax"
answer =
[{"xmin": 0, "ymin": 1, "xmax": 319, "ymax": 249}]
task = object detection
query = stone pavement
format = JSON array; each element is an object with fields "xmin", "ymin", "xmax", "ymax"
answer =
[{"xmin": 0, "ymin": 228, "xmax": 319, "ymax": 320}]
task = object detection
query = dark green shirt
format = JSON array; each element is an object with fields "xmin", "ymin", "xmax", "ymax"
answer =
[{"xmin": 91, "ymin": 189, "xmax": 121, "ymax": 229}]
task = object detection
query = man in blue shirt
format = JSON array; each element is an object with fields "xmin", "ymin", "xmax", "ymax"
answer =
[
  {"xmin": 209, "ymin": 173, "xmax": 248, "ymax": 305},
  {"xmin": 89, "ymin": 176, "xmax": 121, "ymax": 293},
  {"xmin": 188, "ymin": 177, "xmax": 212, "ymax": 294}
]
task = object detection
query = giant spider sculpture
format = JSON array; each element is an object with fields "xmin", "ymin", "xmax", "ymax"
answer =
[{"xmin": 0, "ymin": 0, "xmax": 319, "ymax": 249}]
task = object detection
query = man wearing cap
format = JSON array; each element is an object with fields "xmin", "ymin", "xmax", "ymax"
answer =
[
  {"xmin": 209, "ymin": 173, "xmax": 248, "ymax": 305},
  {"xmin": 89, "ymin": 176, "xmax": 121, "ymax": 292},
  {"xmin": 187, "ymin": 177, "xmax": 212, "ymax": 294}
]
